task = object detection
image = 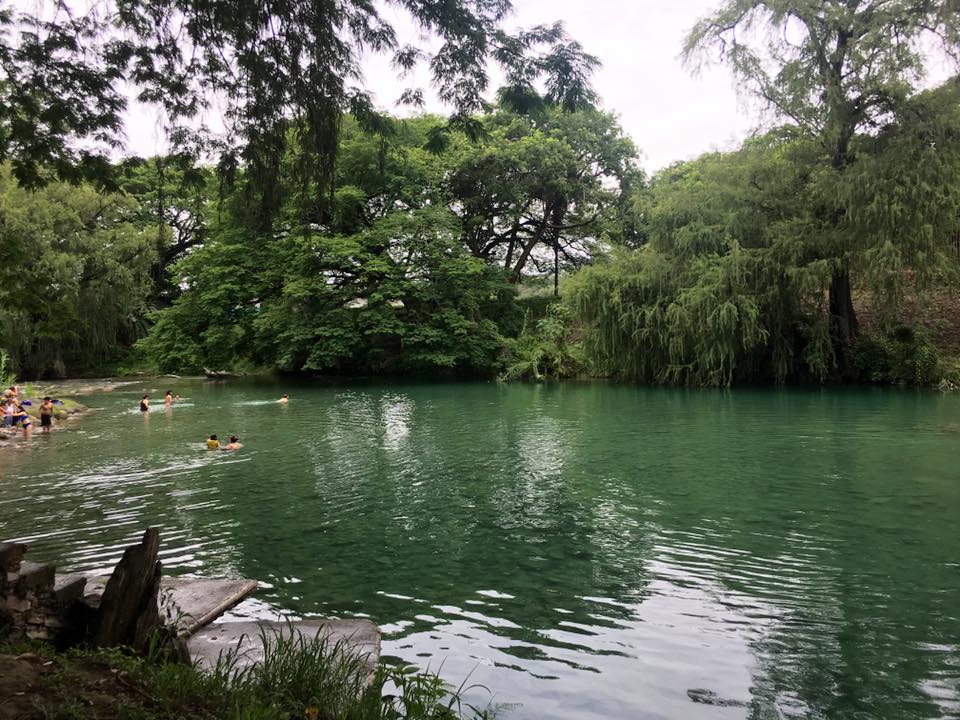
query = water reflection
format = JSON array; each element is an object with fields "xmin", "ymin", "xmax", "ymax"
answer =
[{"xmin": 1, "ymin": 381, "xmax": 959, "ymax": 719}]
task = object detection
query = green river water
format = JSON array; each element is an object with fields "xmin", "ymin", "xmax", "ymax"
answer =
[{"xmin": 1, "ymin": 379, "xmax": 959, "ymax": 719}]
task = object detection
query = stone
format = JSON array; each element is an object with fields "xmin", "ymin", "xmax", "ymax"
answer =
[
  {"xmin": 79, "ymin": 575, "xmax": 258, "ymax": 637},
  {"xmin": 0, "ymin": 542, "xmax": 26, "ymax": 572},
  {"xmin": 5, "ymin": 596, "xmax": 31, "ymax": 613},
  {"xmin": 158, "ymin": 577, "xmax": 258, "ymax": 635},
  {"xmin": 189, "ymin": 619, "xmax": 381, "ymax": 681},
  {"xmin": 17, "ymin": 562, "xmax": 56, "ymax": 592},
  {"xmin": 52, "ymin": 575, "xmax": 87, "ymax": 605},
  {"xmin": 89, "ymin": 528, "xmax": 162, "ymax": 651}
]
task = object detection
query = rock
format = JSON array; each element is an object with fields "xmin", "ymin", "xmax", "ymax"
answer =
[
  {"xmin": 687, "ymin": 689, "xmax": 750, "ymax": 707},
  {"xmin": 0, "ymin": 542, "xmax": 26, "ymax": 573},
  {"xmin": 89, "ymin": 528, "xmax": 162, "ymax": 651},
  {"xmin": 52, "ymin": 575, "xmax": 87, "ymax": 605},
  {"xmin": 17, "ymin": 562, "xmax": 56, "ymax": 592}
]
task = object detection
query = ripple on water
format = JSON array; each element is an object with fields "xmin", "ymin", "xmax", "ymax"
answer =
[{"xmin": 2, "ymin": 381, "xmax": 960, "ymax": 720}]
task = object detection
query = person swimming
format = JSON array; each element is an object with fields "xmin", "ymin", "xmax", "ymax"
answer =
[
  {"xmin": 224, "ymin": 435, "xmax": 243, "ymax": 450},
  {"xmin": 164, "ymin": 390, "xmax": 174, "ymax": 406},
  {"xmin": 175, "ymin": 394, "xmax": 182, "ymax": 402},
  {"xmin": 140, "ymin": 394, "xmax": 150, "ymax": 412},
  {"xmin": 278, "ymin": 394, "xmax": 289, "ymax": 403},
  {"xmin": 206, "ymin": 434, "xmax": 220, "ymax": 450}
]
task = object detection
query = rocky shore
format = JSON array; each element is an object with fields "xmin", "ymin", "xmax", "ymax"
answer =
[{"xmin": 0, "ymin": 393, "xmax": 88, "ymax": 445}]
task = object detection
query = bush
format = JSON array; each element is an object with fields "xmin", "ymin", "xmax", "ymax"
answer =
[
  {"xmin": 500, "ymin": 303, "xmax": 585, "ymax": 381},
  {"xmin": 853, "ymin": 325, "xmax": 941, "ymax": 385}
]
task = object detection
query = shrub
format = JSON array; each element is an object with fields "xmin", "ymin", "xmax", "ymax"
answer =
[
  {"xmin": 853, "ymin": 325, "xmax": 941, "ymax": 385},
  {"xmin": 500, "ymin": 303, "xmax": 585, "ymax": 381}
]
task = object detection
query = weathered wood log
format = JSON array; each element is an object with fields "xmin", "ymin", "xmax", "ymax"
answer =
[{"xmin": 89, "ymin": 528, "xmax": 162, "ymax": 651}]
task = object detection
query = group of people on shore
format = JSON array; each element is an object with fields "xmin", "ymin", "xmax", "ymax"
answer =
[
  {"xmin": 137, "ymin": 389, "xmax": 291, "ymax": 451},
  {"xmin": 2, "ymin": 386, "xmax": 57, "ymax": 436}
]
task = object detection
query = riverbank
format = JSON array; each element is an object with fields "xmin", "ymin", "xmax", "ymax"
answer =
[
  {"xmin": 0, "ymin": 639, "xmax": 492, "ymax": 720},
  {"xmin": 0, "ymin": 397, "xmax": 87, "ymax": 445},
  {"xmin": 0, "ymin": 377, "xmax": 182, "ymax": 446}
]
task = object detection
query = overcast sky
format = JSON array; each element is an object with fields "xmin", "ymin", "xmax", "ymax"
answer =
[{"xmin": 124, "ymin": 1, "xmax": 759, "ymax": 172}]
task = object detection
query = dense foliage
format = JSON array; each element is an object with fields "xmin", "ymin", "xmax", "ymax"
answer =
[
  {"xmin": 684, "ymin": 0, "xmax": 960, "ymax": 368},
  {"xmin": 569, "ymin": 81, "xmax": 960, "ymax": 386},
  {"xmin": 0, "ymin": 168, "xmax": 155, "ymax": 377},
  {"xmin": 136, "ymin": 109, "xmax": 634, "ymax": 376},
  {"xmin": 1, "ymin": 0, "xmax": 959, "ymax": 386}
]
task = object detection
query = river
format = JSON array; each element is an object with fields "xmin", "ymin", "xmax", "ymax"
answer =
[{"xmin": 1, "ymin": 379, "xmax": 959, "ymax": 719}]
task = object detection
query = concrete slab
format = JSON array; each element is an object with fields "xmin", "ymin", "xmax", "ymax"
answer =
[
  {"xmin": 188, "ymin": 619, "xmax": 381, "ymax": 679},
  {"xmin": 79, "ymin": 575, "xmax": 258, "ymax": 636}
]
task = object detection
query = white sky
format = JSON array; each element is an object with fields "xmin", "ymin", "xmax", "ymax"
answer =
[{"xmin": 124, "ymin": 0, "xmax": 754, "ymax": 173}]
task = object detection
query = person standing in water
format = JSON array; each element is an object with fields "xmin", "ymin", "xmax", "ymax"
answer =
[
  {"xmin": 11, "ymin": 404, "xmax": 31, "ymax": 435},
  {"xmin": 224, "ymin": 435, "xmax": 243, "ymax": 450},
  {"xmin": 39, "ymin": 397, "xmax": 54, "ymax": 433},
  {"xmin": 140, "ymin": 395, "xmax": 150, "ymax": 412},
  {"xmin": 164, "ymin": 390, "xmax": 174, "ymax": 406},
  {"xmin": 206, "ymin": 434, "xmax": 220, "ymax": 450}
]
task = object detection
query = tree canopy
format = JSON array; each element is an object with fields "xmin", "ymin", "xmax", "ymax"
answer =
[
  {"xmin": 684, "ymin": 0, "xmax": 960, "ymax": 365},
  {"xmin": 1, "ymin": 0, "xmax": 598, "ymax": 229}
]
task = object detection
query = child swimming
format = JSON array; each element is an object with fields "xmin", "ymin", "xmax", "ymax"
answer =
[{"xmin": 206, "ymin": 434, "xmax": 220, "ymax": 450}]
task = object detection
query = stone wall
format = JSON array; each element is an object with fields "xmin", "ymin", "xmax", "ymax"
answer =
[{"xmin": 0, "ymin": 541, "xmax": 86, "ymax": 644}]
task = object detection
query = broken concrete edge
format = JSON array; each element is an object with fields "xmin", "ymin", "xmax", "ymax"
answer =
[
  {"xmin": 162, "ymin": 578, "xmax": 260, "ymax": 636},
  {"xmin": 74, "ymin": 574, "xmax": 260, "ymax": 637},
  {"xmin": 188, "ymin": 619, "xmax": 382, "ymax": 683}
]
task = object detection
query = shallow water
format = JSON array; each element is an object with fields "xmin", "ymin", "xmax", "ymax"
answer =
[{"xmin": 2, "ymin": 380, "xmax": 960, "ymax": 719}]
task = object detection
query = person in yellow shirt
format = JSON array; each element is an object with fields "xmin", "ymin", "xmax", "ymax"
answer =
[{"xmin": 206, "ymin": 434, "xmax": 220, "ymax": 450}]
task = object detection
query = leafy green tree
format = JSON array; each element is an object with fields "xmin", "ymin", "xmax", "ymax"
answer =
[
  {"xmin": 685, "ymin": 0, "xmax": 960, "ymax": 367},
  {"xmin": 567, "ymin": 79, "xmax": 960, "ymax": 386},
  {"xmin": 117, "ymin": 156, "xmax": 215, "ymax": 305},
  {"xmin": 2, "ymin": 2, "xmax": 598, "ymax": 225},
  {"xmin": 0, "ymin": 167, "xmax": 155, "ymax": 377},
  {"xmin": 138, "ymin": 115, "xmax": 519, "ymax": 376},
  {"xmin": 446, "ymin": 106, "xmax": 637, "ymax": 292}
]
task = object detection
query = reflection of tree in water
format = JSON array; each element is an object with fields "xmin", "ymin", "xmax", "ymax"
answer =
[{"xmin": 197, "ymin": 383, "xmax": 960, "ymax": 718}]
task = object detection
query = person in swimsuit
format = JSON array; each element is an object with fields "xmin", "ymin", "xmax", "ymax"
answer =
[
  {"xmin": 11, "ymin": 404, "xmax": 31, "ymax": 434},
  {"xmin": 39, "ymin": 397, "xmax": 54, "ymax": 433},
  {"xmin": 278, "ymin": 394, "xmax": 289, "ymax": 403},
  {"xmin": 224, "ymin": 435, "xmax": 243, "ymax": 450},
  {"xmin": 2, "ymin": 398, "xmax": 13, "ymax": 428},
  {"xmin": 175, "ymin": 394, "xmax": 182, "ymax": 402},
  {"xmin": 140, "ymin": 395, "xmax": 150, "ymax": 412},
  {"xmin": 206, "ymin": 434, "xmax": 220, "ymax": 450},
  {"xmin": 164, "ymin": 390, "xmax": 174, "ymax": 406}
]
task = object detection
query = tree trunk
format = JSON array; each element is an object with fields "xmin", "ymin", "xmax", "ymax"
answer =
[
  {"xmin": 829, "ymin": 268, "xmax": 859, "ymax": 374},
  {"xmin": 553, "ymin": 235, "xmax": 559, "ymax": 298}
]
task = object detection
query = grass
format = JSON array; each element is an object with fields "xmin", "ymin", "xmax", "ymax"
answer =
[{"xmin": 1, "ymin": 625, "xmax": 497, "ymax": 720}]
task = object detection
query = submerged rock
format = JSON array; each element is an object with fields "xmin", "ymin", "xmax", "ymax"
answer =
[{"xmin": 687, "ymin": 688, "xmax": 750, "ymax": 707}]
